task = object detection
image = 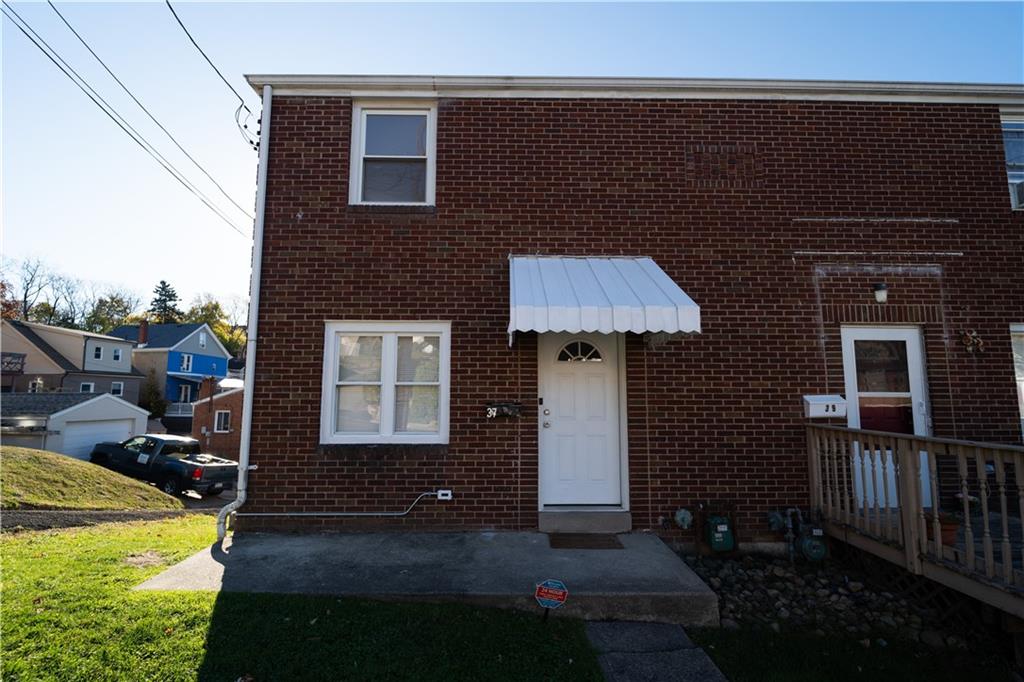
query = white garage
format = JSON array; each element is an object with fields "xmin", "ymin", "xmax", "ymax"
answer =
[
  {"xmin": 62, "ymin": 419, "xmax": 136, "ymax": 458},
  {"xmin": 2, "ymin": 393, "xmax": 149, "ymax": 460}
]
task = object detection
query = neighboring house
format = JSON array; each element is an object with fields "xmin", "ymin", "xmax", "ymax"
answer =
[
  {"xmin": 109, "ymin": 321, "xmax": 231, "ymax": 430},
  {"xmin": 0, "ymin": 320, "xmax": 143, "ymax": 402},
  {"xmin": 191, "ymin": 385, "xmax": 242, "ymax": 459},
  {"xmin": 234, "ymin": 74, "xmax": 1024, "ymax": 537},
  {"xmin": 1, "ymin": 392, "xmax": 149, "ymax": 459}
]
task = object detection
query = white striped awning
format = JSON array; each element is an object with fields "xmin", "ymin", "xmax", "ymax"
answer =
[{"xmin": 508, "ymin": 256, "xmax": 701, "ymax": 342}]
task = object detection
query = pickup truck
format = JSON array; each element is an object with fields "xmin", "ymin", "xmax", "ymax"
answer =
[{"xmin": 89, "ymin": 434, "xmax": 237, "ymax": 497}]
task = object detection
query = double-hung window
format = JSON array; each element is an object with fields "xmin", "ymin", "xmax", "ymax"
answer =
[
  {"xmin": 215, "ymin": 410, "xmax": 231, "ymax": 433},
  {"xmin": 110, "ymin": 381, "xmax": 124, "ymax": 397},
  {"xmin": 93, "ymin": 346, "xmax": 103, "ymax": 360},
  {"xmin": 1005, "ymin": 121, "xmax": 1024, "ymax": 209},
  {"xmin": 350, "ymin": 103, "xmax": 437, "ymax": 205},
  {"xmin": 321, "ymin": 322, "xmax": 450, "ymax": 444},
  {"xmin": 180, "ymin": 354, "xmax": 193, "ymax": 372},
  {"xmin": 113, "ymin": 348, "xmax": 122, "ymax": 362}
]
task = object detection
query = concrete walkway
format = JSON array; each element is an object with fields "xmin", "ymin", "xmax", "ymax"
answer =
[
  {"xmin": 137, "ymin": 531, "xmax": 718, "ymax": 626},
  {"xmin": 586, "ymin": 622, "xmax": 728, "ymax": 682}
]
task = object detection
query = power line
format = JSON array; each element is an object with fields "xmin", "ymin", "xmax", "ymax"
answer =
[
  {"xmin": 164, "ymin": 0, "xmax": 258, "ymax": 148},
  {"xmin": 47, "ymin": 1, "xmax": 254, "ymax": 220},
  {"xmin": 1, "ymin": 2, "xmax": 250, "ymax": 239}
]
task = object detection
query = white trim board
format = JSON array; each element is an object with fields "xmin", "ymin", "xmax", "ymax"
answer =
[
  {"xmin": 246, "ymin": 74, "xmax": 1024, "ymax": 104},
  {"xmin": 48, "ymin": 393, "xmax": 151, "ymax": 420}
]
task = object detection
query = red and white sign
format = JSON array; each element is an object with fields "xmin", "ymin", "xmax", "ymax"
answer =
[{"xmin": 534, "ymin": 579, "xmax": 569, "ymax": 609}]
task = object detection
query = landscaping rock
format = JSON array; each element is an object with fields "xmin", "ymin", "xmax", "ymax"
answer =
[{"xmin": 680, "ymin": 553, "xmax": 986, "ymax": 651}]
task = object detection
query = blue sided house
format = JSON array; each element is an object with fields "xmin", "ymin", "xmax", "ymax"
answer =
[{"xmin": 109, "ymin": 321, "xmax": 231, "ymax": 431}]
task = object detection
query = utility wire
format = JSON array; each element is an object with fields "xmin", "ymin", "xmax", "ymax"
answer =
[
  {"xmin": 47, "ymin": 1, "xmax": 253, "ymax": 220},
  {"xmin": 1, "ymin": 2, "xmax": 249, "ymax": 238},
  {"xmin": 164, "ymin": 0, "xmax": 258, "ymax": 149}
]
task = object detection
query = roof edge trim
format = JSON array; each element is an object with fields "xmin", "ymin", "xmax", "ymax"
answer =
[{"xmin": 245, "ymin": 74, "xmax": 1024, "ymax": 104}]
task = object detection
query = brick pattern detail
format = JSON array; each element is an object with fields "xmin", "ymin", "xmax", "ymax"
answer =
[
  {"xmin": 242, "ymin": 96, "xmax": 1024, "ymax": 538},
  {"xmin": 685, "ymin": 144, "xmax": 761, "ymax": 188}
]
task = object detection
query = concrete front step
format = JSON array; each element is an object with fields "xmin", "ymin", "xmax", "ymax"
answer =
[
  {"xmin": 539, "ymin": 510, "xmax": 632, "ymax": 533},
  {"xmin": 137, "ymin": 531, "xmax": 719, "ymax": 627}
]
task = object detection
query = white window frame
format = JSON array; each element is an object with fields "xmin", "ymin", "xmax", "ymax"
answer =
[
  {"xmin": 321, "ymin": 321, "xmax": 451, "ymax": 445},
  {"xmin": 180, "ymin": 354, "xmax": 193, "ymax": 372},
  {"xmin": 112, "ymin": 348, "xmax": 122, "ymax": 362},
  {"xmin": 178, "ymin": 384, "xmax": 192, "ymax": 403},
  {"xmin": 348, "ymin": 101, "xmax": 437, "ymax": 206},
  {"xmin": 28, "ymin": 379, "xmax": 43, "ymax": 393},
  {"xmin": 199, "ymin": 331, "xmax": 207, "ymax": 348},
  {"xmin": 214, "ymin": 410, "xmax": 231, "ymax": 433},
  {"xmin": 93, "ymin": 346, "xmax": 103, "ymax": 360},
  {"xmin": 110, "ymin": 381, "xmax": 124, "ymax": 397},
  {"xmin": 80, "ymin": 382, "xmax": 95, "ymax": 393}
]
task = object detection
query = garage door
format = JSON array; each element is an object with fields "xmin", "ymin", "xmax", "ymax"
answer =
[{"xmin": 61, "ymin": 419, "xmax": 134, "ymax": 459}]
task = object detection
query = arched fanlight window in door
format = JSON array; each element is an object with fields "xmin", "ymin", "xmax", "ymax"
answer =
[{"xmin": 557, "ymin": 340, "xmax": 603, "ymax": 363}]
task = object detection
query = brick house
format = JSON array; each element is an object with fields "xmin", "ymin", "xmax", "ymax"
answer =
[
  {"xmin": 226, "ymin": 75, "xmax": 1024, "ymax": 541},
  {"xmin": 191, "ymin": 378, "xmax": 242, "ymax": 460}
]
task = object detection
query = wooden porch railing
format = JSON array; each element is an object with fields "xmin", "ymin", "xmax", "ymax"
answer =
[{"xmin": 807, "ymin": 425, "xmax": 1024, "ymax": 615}]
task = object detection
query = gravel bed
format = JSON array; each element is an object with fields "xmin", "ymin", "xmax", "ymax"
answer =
[
  {"xmin": 1, "ymin": 508, "xmax": 216, "ymax": 533},
  {"xmin": 683, "ymin": 553, "xmax": 986, "ymax": 650}
]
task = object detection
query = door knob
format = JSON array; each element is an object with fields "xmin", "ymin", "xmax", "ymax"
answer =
[{"xmin": 543, "ymin": 421, "xmax": 551, "ymax": 428}]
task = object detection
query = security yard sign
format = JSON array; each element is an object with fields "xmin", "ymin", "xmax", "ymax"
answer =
[{"xmin": 534, "ymin": 579, "xmax": 569, "ymax": 610}]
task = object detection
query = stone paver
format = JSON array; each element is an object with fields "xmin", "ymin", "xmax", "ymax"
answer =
[{"xmin": 586, "ymin": 621, "xmax": 727, "ymax": 682}]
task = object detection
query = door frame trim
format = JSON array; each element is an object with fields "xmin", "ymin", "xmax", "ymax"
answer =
[
  {"xmin": 839, "ymin": 325, "xmax": 931, "ymax": 437},
  {"xmin": 536, "ymin": 332, "xmax": 630, "ymax": 512}
]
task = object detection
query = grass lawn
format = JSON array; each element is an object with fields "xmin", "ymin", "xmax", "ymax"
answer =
[
  {"xmin": 1, "ymin": 516, "xmax": 602, "ymax": 681},
  {"xmin": 691, "ymin": 628, "xmax": 1012, "ymax": 682},
  {"xmin": 0, "ymin": 446, "xmax": 183, "ymax": 510}
]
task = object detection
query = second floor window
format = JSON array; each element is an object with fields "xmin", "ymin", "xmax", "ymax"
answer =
[
  {"xmin": 181, "ymin": 354, "xmax": 193, "ymax": 372},
  {"xmin": 113, "ymin": 348, "xmax": 122, "ymax": 362},
  {"xmin": 350, "ymin": 104, "xmax": 436, "ymax": 206},
  {"xmin": 93, "ymin": 347, "xmax": 103, "ymax": 360},
  {"xmin": 1005, "ymin": 121, "xmax": 1024, "ymax": 209}
]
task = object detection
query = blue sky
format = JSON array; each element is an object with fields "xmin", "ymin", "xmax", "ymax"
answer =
[{"xmin": 4, "ymin": 2, "xmax": 1022, "ymax": 305}]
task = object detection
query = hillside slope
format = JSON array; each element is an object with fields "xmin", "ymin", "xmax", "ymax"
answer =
[{"xmin": 0, "ymin": 446, "xmax": 184, "ymax": 510}]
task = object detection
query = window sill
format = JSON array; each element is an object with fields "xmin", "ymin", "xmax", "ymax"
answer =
[
  {"xmin": 348, "ymin": 204, "xmax": 437, "ymax": 215},
  {"xmin": 317, "ymin": 443, "xmax": 448, "ymax": 459}
]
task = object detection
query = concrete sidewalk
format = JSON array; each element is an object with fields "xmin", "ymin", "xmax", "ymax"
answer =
[{"xmin": 137, "ymin": 531, "xmax": 718, "ymax": 626}]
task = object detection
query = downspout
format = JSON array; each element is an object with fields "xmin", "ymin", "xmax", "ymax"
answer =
[{"xmin": 217, "ymin": 84, "xmax": 272, "ymax": 541}]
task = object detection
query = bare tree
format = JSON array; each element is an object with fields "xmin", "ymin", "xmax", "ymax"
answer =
[{"xmin": 15, "ymin": 258, "xmax": 51, "ymax": 320}]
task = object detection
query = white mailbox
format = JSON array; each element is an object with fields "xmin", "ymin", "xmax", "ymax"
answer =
[{"xmin": 803, "ymin": 395, "xmax": 847, "ymax": 419}]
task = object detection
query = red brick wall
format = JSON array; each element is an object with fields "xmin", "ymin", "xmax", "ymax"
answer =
[
  {"xmin": 242, "ymin": 96, "xmax": 1024, "ymax": 538},
  {"xmin": 191, "ymin": 381, "xmax": 243, "ymax": 460}
]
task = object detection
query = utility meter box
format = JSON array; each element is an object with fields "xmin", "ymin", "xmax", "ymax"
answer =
[
  {"xmin": 706, "ymin": 515, "xmax": 735, "ymax": 552},
  {"xmin": 803, "ymin": 395, "xmax": 847, "ymax": 419}
]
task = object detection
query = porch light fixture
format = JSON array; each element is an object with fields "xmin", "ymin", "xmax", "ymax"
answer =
[{"xmin": 872, "ymin": 282, "xmax": 889, "ymax": 304}]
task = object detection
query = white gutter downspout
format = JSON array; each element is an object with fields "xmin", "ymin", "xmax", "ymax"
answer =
[{"xmin": 217, "ymin": 84, "xmax": 272, "ymax": 541}]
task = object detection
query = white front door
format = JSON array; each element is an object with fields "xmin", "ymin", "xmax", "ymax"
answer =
[
  {"xmin": 841, "ymin": 326, "xmax": 932, "ymax": 507},
  {"xmin": 538, "ymin": 333, "xmax": 622, "ymax": 506}
]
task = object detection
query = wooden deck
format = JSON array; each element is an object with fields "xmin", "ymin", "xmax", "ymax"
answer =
[{"xmin": 807, "ymin": 425, "xmax": 1024, "ymax": 619}]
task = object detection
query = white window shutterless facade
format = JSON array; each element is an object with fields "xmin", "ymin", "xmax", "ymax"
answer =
[
  {"xmin": 320, "ymin": 322, "xmax": 451, "ymax": 444},
  {"xmin": 841, "ymin": 326, "xmax": 932, "ymax": 507},
  {"xmin": 349, "ymin": 102, "xmax": 437, "ymax": 206}
]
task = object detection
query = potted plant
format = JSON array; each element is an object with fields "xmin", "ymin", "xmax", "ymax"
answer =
[{"xmin": 926, "ymin": 510, "xmax": 961, "ymax": 546}]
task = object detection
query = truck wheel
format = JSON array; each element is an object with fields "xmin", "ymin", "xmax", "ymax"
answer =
[{"xmin": 160, "ymin": 477, "xmax": 182, "ymax": 496}]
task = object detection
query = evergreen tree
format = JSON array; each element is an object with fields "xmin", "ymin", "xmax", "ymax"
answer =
[{"xmin": 148, "ymin": 281, "xmax": 183, "ymax": 323}]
